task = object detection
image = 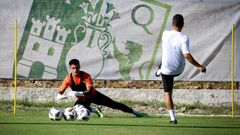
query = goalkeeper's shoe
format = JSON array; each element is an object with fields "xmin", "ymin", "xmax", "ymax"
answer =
[
  {"xmin": 95, "ymin": 106, "xmax": 103, "ymax": 118},
  {"xmin": 169, "ymin": 120, "xmax": 177, "ymax": 124}
]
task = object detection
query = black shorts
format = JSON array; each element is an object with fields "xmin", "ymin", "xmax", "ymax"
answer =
[{"xmin": 161, "ymin": 73, "xmax": 179, "ymax": 92}]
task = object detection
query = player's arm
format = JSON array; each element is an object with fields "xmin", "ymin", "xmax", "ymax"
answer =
[
  {"xmin": 57, "ymin": 88, "xmax": 68, "ymax": 100},
  {"xmin": 58, "ymin": 86, "xmax": 67, "ymax": 95},
  {"xmin": 83, "ymin": 85, "xmax": 94, "ymax": 95},
  {"xmin": 58, "ymin": 77, "xmax": 69, "ymax": 94},
  {"xmin": 83, "ymin": 73, "xmax": 94, "ymax": 95},
  {"xmin": 73, "ymin": 73, "xmax": 94, "ymax": 97},
  {"xmin": 56, "ymin": 77, "xmax": 69, "ymax": 100},
  {"xmin": 82, "ymin": 74, "xmax": 95, "ymax": 95},
  {"xmin": 183, "ymin": 53, "xmax": 206, "ymax": 73}
]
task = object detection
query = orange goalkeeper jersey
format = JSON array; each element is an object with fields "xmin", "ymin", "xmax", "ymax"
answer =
[{"xmin": 59, "ymin": 71, "xmax": 96, "ymax": 100}]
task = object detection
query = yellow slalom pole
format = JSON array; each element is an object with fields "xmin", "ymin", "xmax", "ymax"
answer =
[
  {"xmin": 14, "ymin": 20, "xmax": 18, "ymax": 115},
  {"xmin": 231, "ymin": 24, "xmax": 235, "ymax": 118}
]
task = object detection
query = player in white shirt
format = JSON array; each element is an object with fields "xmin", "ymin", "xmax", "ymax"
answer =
[{"xmin": 158, "ymin": 14, "xmax": 206, "ymax": 124}]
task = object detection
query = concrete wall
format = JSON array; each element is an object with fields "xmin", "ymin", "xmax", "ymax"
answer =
[{"xmin": 0, "ymin": 87, "xmax": 239, "ymax": 106}]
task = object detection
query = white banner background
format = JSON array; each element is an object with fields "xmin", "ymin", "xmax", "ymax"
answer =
[{"xmin": 0, "ymin": 0, "xmax": 239, "ymax": 81}]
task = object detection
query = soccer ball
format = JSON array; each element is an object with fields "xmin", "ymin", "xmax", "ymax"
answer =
[
  {"xmin": 73, "ymin": 104, "xmax": 91, "ymax": 121},
  {"xmin": 63, "ymin": 107, "xmax": 77, "ymax": 121},
  {"xmin": 73, "ymin": 104, "xmax": 86, "ymax": 114},
  {"xmin": 48, "ymin": 107, "xmax": 63, "ymax": 121},
  {"xmin": 77, "ymin": 107, "xmax": 91, "ymax": 121}
]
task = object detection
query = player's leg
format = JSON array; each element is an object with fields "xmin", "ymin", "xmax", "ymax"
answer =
[
  {"xmin": 165, "ymin": 92, "xmax": 173, "ymax": 110},
  {"xmin": 92, "ymin": 90, "xmax": 148, "ymax": 117},
  {"xmin": 74, "ymin": 100, "xmax": 91, "ymax": 110},
  {"xmin": 161, "ymin": 73, "xmax": 177, "ymax": 124},
  {"xmin": 165, "ymin": 92, "xmax": 177, "ymax": 123},
  {"xmin": 90, "ymin": 106, "xmax": 103, "ymax": 118},
  {"xmin": 71, "ymin": 94, "xmax": 103, "ymax": 118},
  {"xmin": 74, "ymin": 99, "xmax": 103, "ymax": 117},
  {"xmin": 74, "ymin": 99, "xmax": 103, "ymax": 118}
]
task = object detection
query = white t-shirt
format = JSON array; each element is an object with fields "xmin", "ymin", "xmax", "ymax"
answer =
[{"xmin": 160, "ymin": 30, "xmax": 190, "ymax": 75}]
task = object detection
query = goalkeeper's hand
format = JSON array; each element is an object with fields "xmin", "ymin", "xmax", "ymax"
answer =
[
  {"xmin": 56, "ymin": 93, "xmax": 68, "ymax": 100},
  {"xmin": 68, "ymin": 91, "xmax": 85, "ymax": 97}
]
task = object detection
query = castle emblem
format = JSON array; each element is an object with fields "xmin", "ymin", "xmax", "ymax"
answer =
[{"xmin": 17, "ymin": 15, "xmax": 71, "ymax": 79}]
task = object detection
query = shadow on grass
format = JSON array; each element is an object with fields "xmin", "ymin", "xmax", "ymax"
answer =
[{"xmin": 0, "ymin": 122, "xmax": 239, "ymax": 129}]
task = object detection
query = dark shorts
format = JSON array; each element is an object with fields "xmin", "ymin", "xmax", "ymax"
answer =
[{"xmin": 161, "ymin": 73, "xmax": 180, "ymax": 92}]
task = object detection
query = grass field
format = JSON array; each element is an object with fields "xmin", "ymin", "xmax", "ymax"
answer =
[{"xmin": 0, "ymin": 111, "xmax": 240, "ymax": 135}]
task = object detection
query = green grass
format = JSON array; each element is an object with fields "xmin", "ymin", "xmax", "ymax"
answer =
[
  {"xmin": 1, "ymin": 100, "xmax": 239, "ymax": 115},
  {"xmin": 0, "ymin": 111, "xmax": 240, "ymax": 135}
]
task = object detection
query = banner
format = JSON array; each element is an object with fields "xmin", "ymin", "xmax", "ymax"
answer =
[{"xmin": 0, "ymin": 0, "xmax": 239, "ymax": 81}]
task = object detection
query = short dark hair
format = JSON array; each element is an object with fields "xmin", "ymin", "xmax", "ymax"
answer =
[
  {"xmin": 69, "ymin": 59, "xmax": 80, "ymax": 66},
  {"xmin": 172, "ymin": 14, "xmax": 184, "ymax": 28}
]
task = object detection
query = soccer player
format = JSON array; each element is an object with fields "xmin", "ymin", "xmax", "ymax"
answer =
[
  {"xmin": 157, "ymin": 14, "xmax": 206, "ymax": 124},
  {"xmin": 56, "ymin": 59, "xmax": 148, "ymax": 118}
]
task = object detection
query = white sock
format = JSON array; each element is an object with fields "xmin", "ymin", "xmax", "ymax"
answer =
[
  {"xmin": 174, "ymin": 110, "xmax": 177, "ymax": 118},
  {"xmin": 132, "ymin": 110, "xmax": 138, "ymax": 114},
  {"xmin": 168, "ymin": 109, "xmax": 176, "ymax": 121},
  {"xmin": 132, "ymin": 110, "xmax": 140, "ymax": 115}
]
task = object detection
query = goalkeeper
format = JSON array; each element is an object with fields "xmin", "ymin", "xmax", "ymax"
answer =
[{"xmin": 57, "ymin": 59, "xmax": 148, "ymax": 118}]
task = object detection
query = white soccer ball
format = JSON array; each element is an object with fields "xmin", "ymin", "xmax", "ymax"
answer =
[
  {"xmin": 73, "ymin": 104, "xmax": 91, "ymax": 121},
  {"xmin": 73, "ymin": 104, "xmax": 85, "ymax": 110},
  {"xmin": 77, "ymin": 107, "xmax": 91, "ymax": 121},
  {"xmin": 48, "ymin": 107, "xmax": 63, "ymax": 121},
  {"xmin": 63, "ymin": 107, "xmax": 77, "ymax": 121}
]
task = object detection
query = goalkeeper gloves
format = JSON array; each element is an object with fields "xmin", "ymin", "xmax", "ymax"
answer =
[
  {"xmin": 56, "ymin": 93, "xmax": 68, "ymax": 100},
  {"xmin": 68, "ymin": 91, "xmax": 85, "ymax": 97}
]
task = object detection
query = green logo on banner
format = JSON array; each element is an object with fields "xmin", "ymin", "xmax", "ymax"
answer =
[{"xmin": 17, "ymin": 0, "xmax": 171, "ymax": 80}]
